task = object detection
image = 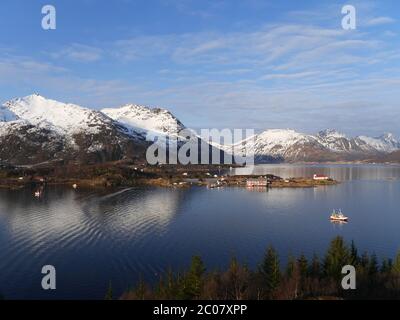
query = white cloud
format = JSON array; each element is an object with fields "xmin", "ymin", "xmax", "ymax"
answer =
[
  {"xmin": 2, "ymin": 2, "xmax": 400, "ymax": 136},
  {"xmin": 365, "ymin": 16, "xmax": 396, "ymax": 26},
  {"xmin": 260, "ymin": 71, "xmax": 320, "ymax": 80},
  {"xmin": 51, "ymin": 44, "xmax": 103, "ymax": 62}
]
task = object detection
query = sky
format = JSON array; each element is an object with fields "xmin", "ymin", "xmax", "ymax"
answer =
[{"xmin": 0, "ymin": 0, "xmax": 399, "ymax": 137}]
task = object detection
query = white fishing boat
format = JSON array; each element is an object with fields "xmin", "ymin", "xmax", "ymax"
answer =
[{"xmin": 330, "ymin": 209, "xmax": 348, "ymax": 222}]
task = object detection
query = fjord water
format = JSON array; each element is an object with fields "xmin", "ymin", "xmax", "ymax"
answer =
[{"xmin": 0, "ymin": 165, "xmax": 399, "ymax": 299}]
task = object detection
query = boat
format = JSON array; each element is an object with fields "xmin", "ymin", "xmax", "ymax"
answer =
[
  {"xmin": 209, "ymin": 182, "xmax": 222, "ymax": 189},
  {"xmin": 34, "ymin": 186, "xmax": 44, "ymax": 198},
  {"xmin": 330, "ymin": 209, "xmax": 348, "ymax": 222}
]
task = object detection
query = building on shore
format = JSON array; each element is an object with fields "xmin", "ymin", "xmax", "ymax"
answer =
[
  {"xmin": 246, "ymin": 177, "xmax": 270, "ymax": 187},
  {"xmin": 313, "ymin": 174, "xmax": 329, "ymax": 181}
]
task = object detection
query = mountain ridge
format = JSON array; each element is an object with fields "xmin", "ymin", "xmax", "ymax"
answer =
[
  {"xmin": 221, "ymin": 128, "xmax": 400, "ymax": 163},
  {"xmin": 1, "ymin": 95, "xmax": 399, "ymax": 165}
]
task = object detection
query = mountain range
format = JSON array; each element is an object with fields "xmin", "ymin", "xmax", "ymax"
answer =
[
  {"xmin": 224, "ymin": 129, "xmax": 400, "ymax": 163},
  {"xmin": 1, "ymin": 94, "xmax": 399, "ymax": 165}
]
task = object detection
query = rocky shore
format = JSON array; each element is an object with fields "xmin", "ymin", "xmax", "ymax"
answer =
[{"xmin": 0, "ymin": 162, "xmax": 339, "ymax": 190}]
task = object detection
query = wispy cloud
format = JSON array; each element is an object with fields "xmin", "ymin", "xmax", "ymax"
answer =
[
  {"xmin": 2, "ymin": 0, "xmax": 400, "ymax": 136},
  {"xmin": 51, "ymin": 44, "xmax": 104, "ymax": 62},
  {"xmin": 365, "ymin": 16, "xmax": 396, "ymax": 26}
]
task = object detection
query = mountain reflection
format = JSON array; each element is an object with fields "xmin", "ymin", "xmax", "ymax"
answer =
[
  {"xmin": 0, "ymin": 187, "xmax": 184, "ymax": 249},
  {"xmin": 234, "ymin": 164, "xmax": 400, "ymax": 181}
]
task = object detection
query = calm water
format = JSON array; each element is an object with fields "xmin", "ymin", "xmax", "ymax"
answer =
[{"xmin": 0, "ymin": 164, "xmax": 399, "ymax": 299}]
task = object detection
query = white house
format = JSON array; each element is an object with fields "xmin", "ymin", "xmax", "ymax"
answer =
[
  {"xmin": 246, "ymin": 178, "xmax": 269, "ymax": 187},
  {"xmin": 313, "ymin": 174, "xmax": 329, "ymax": 181}
]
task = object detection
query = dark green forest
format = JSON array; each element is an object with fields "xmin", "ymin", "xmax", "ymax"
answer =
[{"xmin": 121, "ymin": 237, "xmax": 400, "ymax": 300}]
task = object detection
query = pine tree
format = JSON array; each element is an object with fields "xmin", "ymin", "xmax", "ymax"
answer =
[
  {"xmin": 381, "ymin": 258, "xmax": 393, "ymax": 273},
  {"xmin": 286, "ymin": 255, "xmax": 296, "ymax": 278},
  {"xmin": 134, "ymin": 277, "xmax": 147, "ymax": 300},
  {"xmin": 165, "ymin": 268, "xmax": 178, "ymax": 299},
  {"xmin": 182, "ymin": 256, "xmax": 206, "ymax": 299},
  {"xmin": 350, "ymin": 240, "xmax": 359, "ymax": 266},
  {"xmin": 392, "ymin": 250, "xmax": 400, "ymax": 274},
  {"xmin": 360, "ymin": 252, "xmax": 370, "ymax": 268},
  {"xmin": 323, "ymin": 236, "xmax": 351, "ymax": 280},
  {"xmin": 309, "ymin": 254, "xmax": 321, "ymax": 278},
  {"xmin": 105, "ymin": 281, "xmax": 113, "ymax": 300},
  {"xmin": 261, "ymin": 246, "xmax": 281, "ymax": 296},
  {"xmin": 368, "ymin": 254, "xmax": 379, "ymax": 276},
  {"xmin": 224, "ymin": 257, "xmax": 251, "ymax": 300},
  {"xmin": 297, "ymin": 254, "xmax": 308, "ymax": 278}
]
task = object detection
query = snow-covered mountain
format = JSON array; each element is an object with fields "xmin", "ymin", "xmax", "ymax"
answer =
[
  {"xmin": 225, "ymin": 129, "xmax": 400, "ymax": 163},
  {"xmin": 4, "ymin": 94, "xmax": 117, "ymax": 136},
  {"xmin": 1, "ymin": 94, "xmax": 399, "ymax": 165},
  {"xmin": 102, "ymin": 104, "xmax": 185, "ymax": 140},
  {"xmin": 0, "ymin": 95, "xmax": 148, "ymax": 165},
  {"xmin": 355, "ymin": 133, "xmax": 400, "ymax": 153}
]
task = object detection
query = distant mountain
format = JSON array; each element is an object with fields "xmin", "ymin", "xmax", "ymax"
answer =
[
  {"xmin": 223, "ymin": 129, "xmax": 400, "ymax": 163},
  {"xmin": 372, "ymin": 150, "xmax": 400, "ymax": 163},
  {"xmin": 1, "ymin": 94, "xmax": 399, "ymax": 166},
  {"xmin": 385, "ymin": 150, "xmax": 400, "ymax": 162}
]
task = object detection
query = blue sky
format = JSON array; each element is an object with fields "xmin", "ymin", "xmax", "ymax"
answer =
[{"xmin": 0, "ymin": 0, "xmax": 400, "ymax": 136}]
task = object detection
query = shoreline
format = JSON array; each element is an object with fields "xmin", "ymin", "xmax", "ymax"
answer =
[{"xmin": 0, "ymin": 174, "xmax": 339, "ymax": 191}]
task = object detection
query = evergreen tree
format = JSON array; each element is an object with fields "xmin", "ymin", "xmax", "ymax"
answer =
[
  {"xmin": 261, "ymin": 246, "xmax": 281, "ymax": 296},
  {"xmin": 286, "ymin": 255, "xmax": 296, "ymax": 278},
  {"xmin": 360, "ymin": 252, "xmax": 370, "ymax": 269},
  {"xmin": 224, "ymin": 257, "xmax": 251, "ymax": 300},
  {"xmin": 392, "ymin": 250, "xmax": 400, "ymax": 274},
  {"xmin": 381, "ymin": 258, "xmax": 393, "ymax": 273},
  {"xmin": 350, "ymin": 240, "xmax": 359, "ymax": 266},
  {"xmin": 368, "ymin": 254, "xmax": 379, "ymax": 276},
  {"xmin": 309, "ymin": 254, "xmax": 321, "ymax": 278},
  {"xmin": 297, "ymin": 254, "xmax": 308, "ymax": 278},
  {"xmin": 105, "ymin": 281, "xmax": 113, "ymax": 300},
  {"xmin": 165, "ymin": 268, "xmax": 178, "ymax": 298},
  {"xmin": 323, "ymin": 236, "xmax": 351, "ymax": 280},
  {"xmin": 133, "ymin": 277, "xmax": 147, "ymax": 300},
  {"xmin": 181, "ymin": 256, "xmax": 206, "ymax": 299}
]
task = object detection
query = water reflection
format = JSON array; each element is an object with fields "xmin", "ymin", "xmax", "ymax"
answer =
[
  {"xmin": 234, "ymin": 164, "xmax": 400, "ymax": 181},
  {"xmin": 0, "ymin": 165, "xmax": 399, "ymax": 299},
  {"xmin": 0, "ymin": 187, "xmax": 184, "ymax": 245}
]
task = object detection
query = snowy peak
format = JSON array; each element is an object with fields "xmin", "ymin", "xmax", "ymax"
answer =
[
  {"xmin": 3, "ymin": 94, "xmax": 113, "ymax": 135},
  {"xmin": 255, "ymin": 129, "xmax": 313, "ymax": 147},
  {"xmin": 356, "ymin": 133, "xmax": 399, "ymax": 153},
  {"xmin": 1, "ymin": 94, "xmax": 399, "ymax": 165},
  {"xmin": 2, "ymin": 95, "xmax": 185, "ymax": 141},
  {"xmin": 258, "ymin": 129, "xmax": 306, "ymax": 140},
  {"xmin": 318, "ymin": 129, "xmax": 347, "ymax": 139},
  {"xmin": 0, "ymin": 95, "xmax": 151, "ymax": 165},
  {"xmin": 101, "ymin": 104, "xmax": 185, "ymax": 139},
  {"xmin": 232, "ymin": 128, "xmax": 400, "ymax": 162},
  {"xmin": 379, "ymin": 133, "xmax": 399, "ymax": 146},
  {"xmin": 225, "ymin": 129, "xmax": 319, "ymax": 162},
  {"xmin": 316, "ymin": 129, "xmax": 351, "ymax": 152}
]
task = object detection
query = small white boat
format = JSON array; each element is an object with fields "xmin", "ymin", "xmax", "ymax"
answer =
[{"xmin": 330, "ymin": 209, "xmax": 348, "ymax": 222}]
